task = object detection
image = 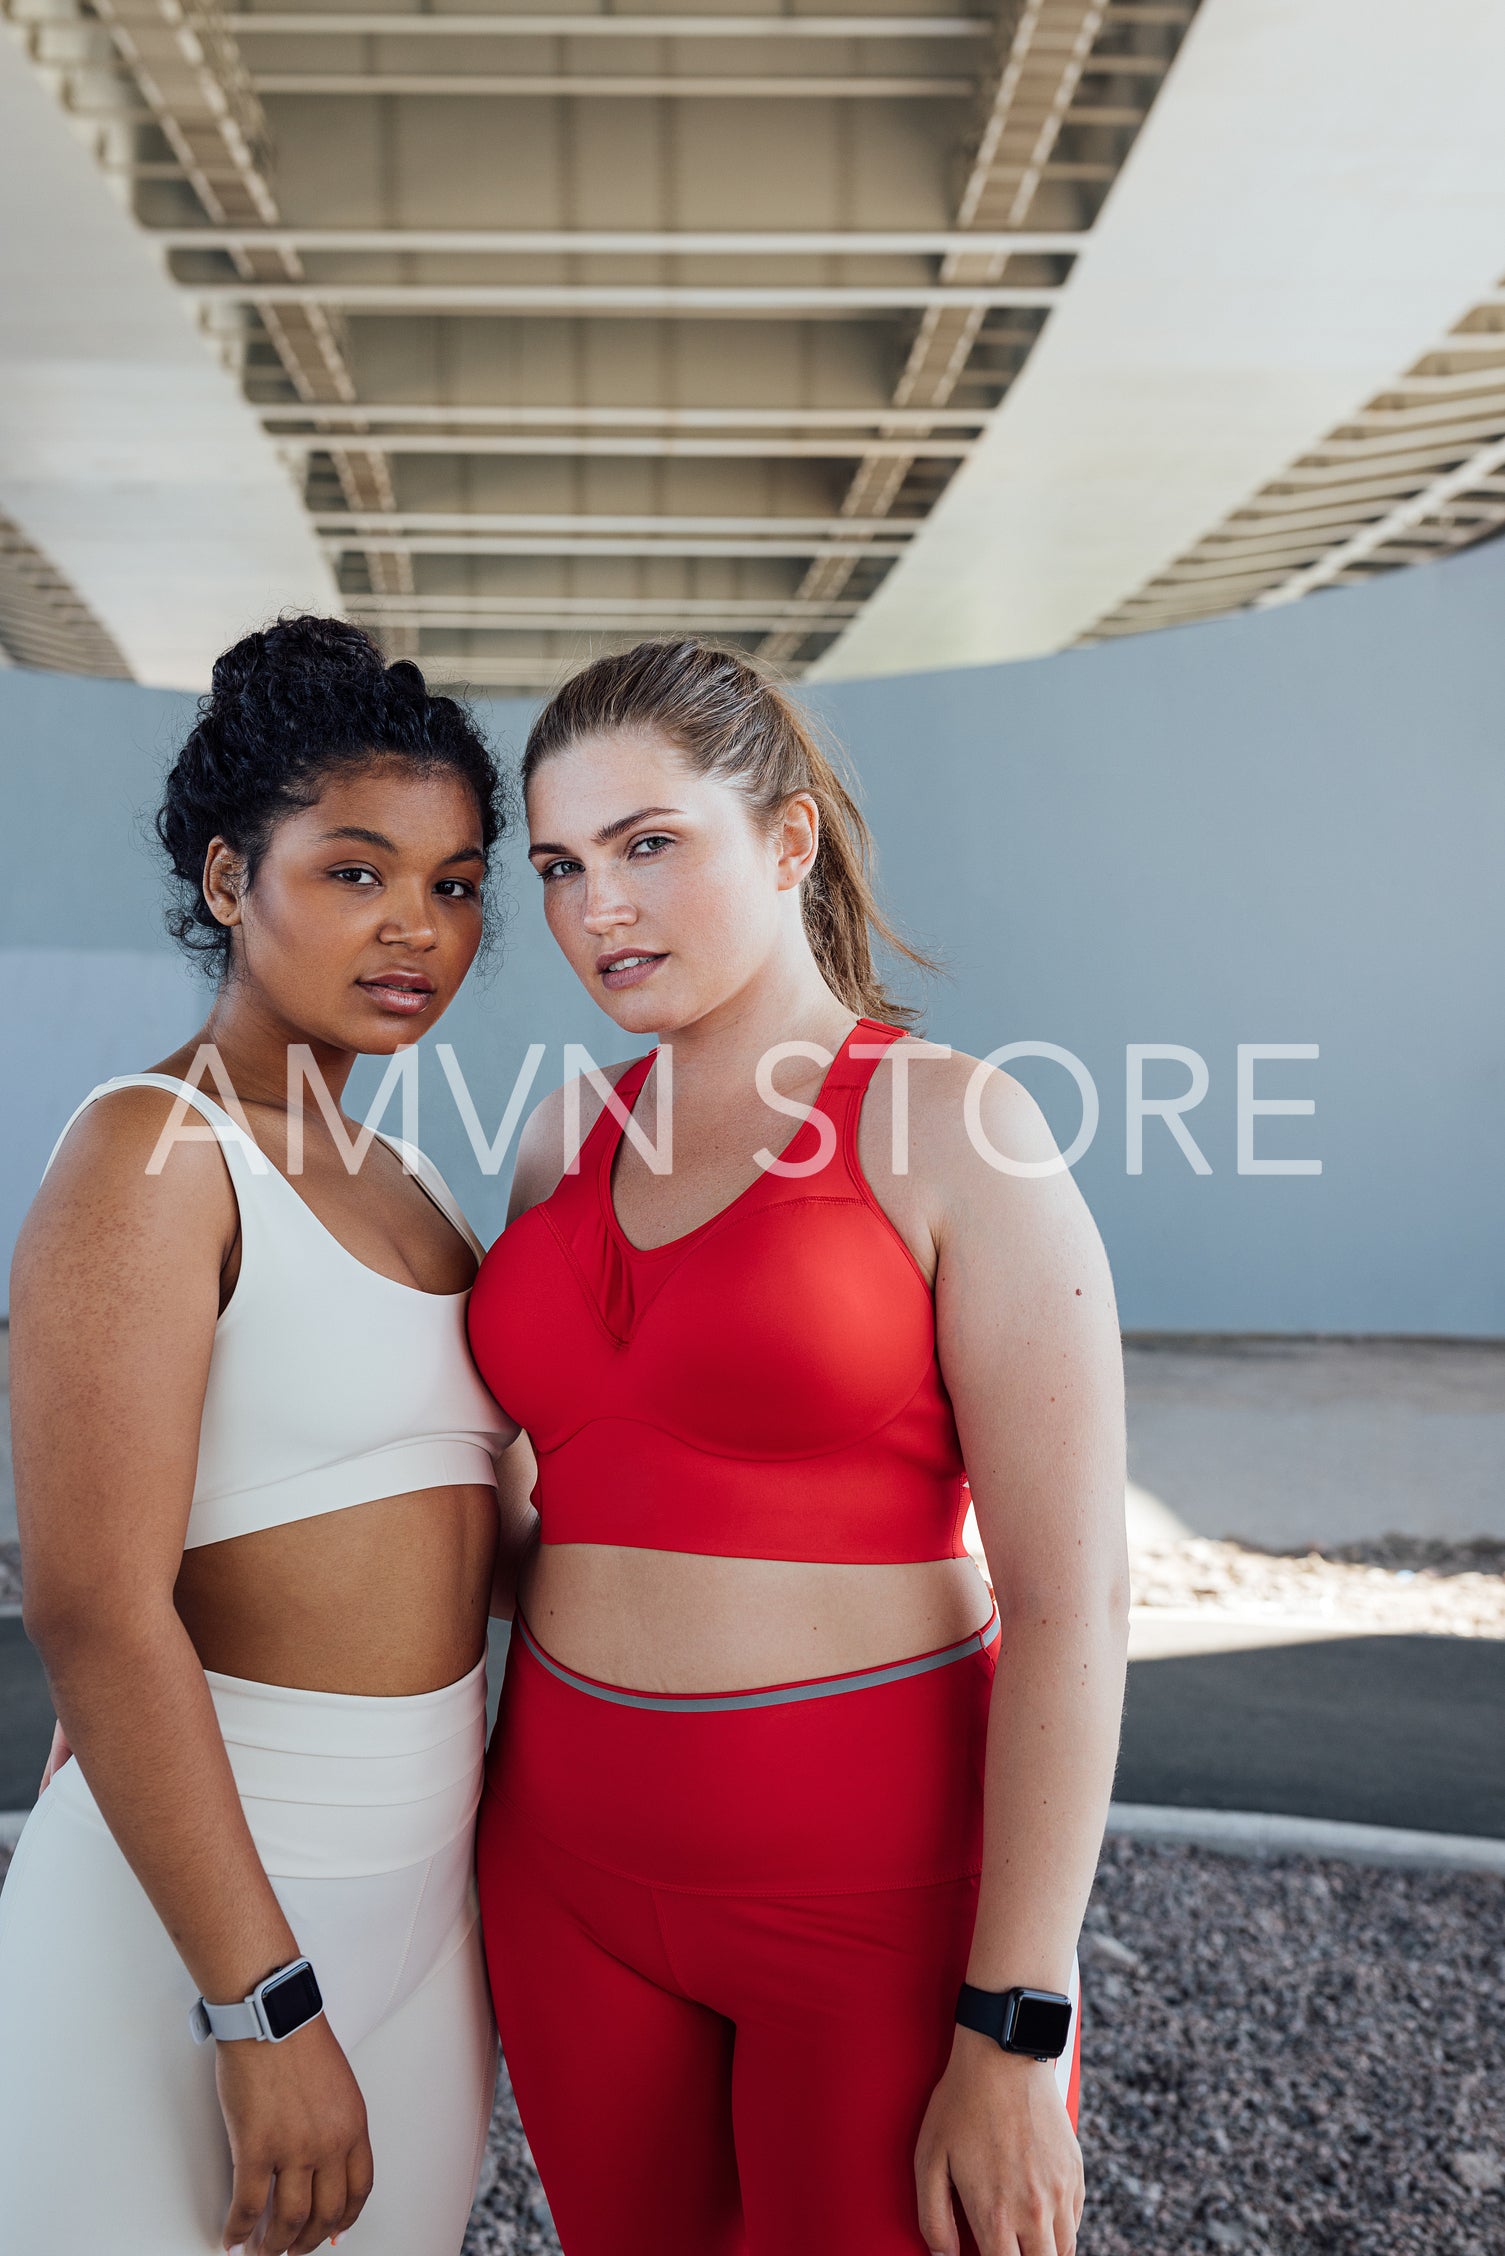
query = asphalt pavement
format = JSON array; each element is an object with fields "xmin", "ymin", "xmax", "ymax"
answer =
[
  {"xmin": 1113, "ymin": 1631, "xmax": 1505, "ymax": 1837},
  {"xmin": 0, "ymin": 1615, "xmax": 53, "ymax": 1811}
]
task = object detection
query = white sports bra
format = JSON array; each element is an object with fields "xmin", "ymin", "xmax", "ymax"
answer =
[{"xmin": 44, "ymin": 1075, "xmax": 512, "ymax": 1549}]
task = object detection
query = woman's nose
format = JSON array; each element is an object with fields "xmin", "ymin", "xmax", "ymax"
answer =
[{"xmin": 580, "ymin": 875, "xmax": 636, "ymax": 932}]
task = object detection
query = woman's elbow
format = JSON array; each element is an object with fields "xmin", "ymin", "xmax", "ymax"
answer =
[
  {"xmin": 993, "ymin": 1561, "xmax": 1130, "ymax": 1639},
  {"xmin": 22, "ymin": 1572, "xmax": 172, "ymax": 1674},
  {"xmin": 20, "ymin": 1570, "xmax": 87, "ymax": 1658}
]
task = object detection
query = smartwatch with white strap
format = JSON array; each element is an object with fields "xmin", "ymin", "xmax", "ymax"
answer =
[{"xmin": 189, "ymin": 1957, "xmax": 324, "ymax": 2046}]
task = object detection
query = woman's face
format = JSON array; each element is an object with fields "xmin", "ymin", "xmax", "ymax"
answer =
[
  {"xmin": 207, "ymin": 758, "xmax": 487, "ymax": 1051},
  {"xmin": 526, "ymin": 729, "xmax": 813, "ymax": 1036}
]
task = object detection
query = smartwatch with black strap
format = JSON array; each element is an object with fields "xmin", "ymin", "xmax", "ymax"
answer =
[{"xmin": 956, "ymin": 1981, "xmax": 1073, "ymax": 2062}]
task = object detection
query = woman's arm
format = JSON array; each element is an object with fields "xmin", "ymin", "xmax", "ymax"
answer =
[
  {"xmin": 11, "ymin": 1092, "xmax": 373, "ymax": 2256},
  {"xmin": 911, "ymin": 1060, "xmax": 1129, "ymax": 2256}
]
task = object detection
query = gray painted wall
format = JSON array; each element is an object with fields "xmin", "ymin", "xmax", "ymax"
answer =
[{"xmin": 3, "ymin": 541, "xmax": 1502, "ymax": 1332}]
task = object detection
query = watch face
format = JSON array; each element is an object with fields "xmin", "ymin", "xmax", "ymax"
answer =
[
  {"xmin": 1009, "ymin": 1991, "xmax": 1073, "ymax": 2059},
  {"xmin": 262, "ymin": 1962, "xmax": 323, "ymax": 2041}
]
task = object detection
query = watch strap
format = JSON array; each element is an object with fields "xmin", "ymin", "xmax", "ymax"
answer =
[
  {"xmin": 956, "ymin": 1981, "xmax": 1014, "ymax": 2045},
  {"xmin": 956, "ymin": 1981, "xmax": 1073, "ymax": 2060},
  {"xmin": 190, "ymin": 1994, "xmax": 265, "ymax": 2044},
  {"xmin": 189, "ymin": 1957, "xmax": 322, "ymax": 2047}
]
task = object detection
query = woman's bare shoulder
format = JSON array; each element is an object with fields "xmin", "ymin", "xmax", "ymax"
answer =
[
  {"xmin": 16, "ymin": 1081, "xmax": 239, "ymax": 1282},
  {"xmin": 866, "ymin": 1036, "xmax": 1058, "ymax": 1185}
]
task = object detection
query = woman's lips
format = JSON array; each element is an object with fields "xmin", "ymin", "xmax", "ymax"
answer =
[
  {"xmin": 598, "ymin": 952, "xmax": 666, "ymax": 991},
  {"xmin": 358, "ymin": 977, "xmax": 435, "ymax": 1015}
]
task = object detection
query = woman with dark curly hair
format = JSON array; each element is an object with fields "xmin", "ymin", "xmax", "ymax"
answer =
[{"xmin": 0, "ymin": 617, "xmax": 522, "ymax": 2256}]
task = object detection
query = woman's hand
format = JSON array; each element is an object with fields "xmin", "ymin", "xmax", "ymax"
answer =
[
  {"xmin": 38, "ymin": 1719, "xmax": 72, "ymax": 1792},
  {"xmin": 215, "ymin": 2016, "xmax": 374, "ymax": 2255},
  {"xmin": 915, "ymin": 2028, "xmax": 1083, "ymax": 2256}
]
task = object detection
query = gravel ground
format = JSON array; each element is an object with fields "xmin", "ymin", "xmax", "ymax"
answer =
[
  {"xmin": 0, "ymin": 1541, "xmax": 20, "ymax": 1610},
  {"xmin": 465, "ymin": 2057, "xmax": 564, "ymax": 2256},
  {"xmin": 1076, "ymin": 1839, "xmax": 1505, "ymax": 2256}
]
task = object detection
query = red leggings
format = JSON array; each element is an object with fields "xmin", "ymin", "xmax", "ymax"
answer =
[{"xmin": 477, "ymin": 1620, "xmax": 1081, "ymax": 2256}]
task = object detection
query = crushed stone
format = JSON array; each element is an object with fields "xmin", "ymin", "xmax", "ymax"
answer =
[{"xmin": 1073, "ymin": 1837, "xmax": 1505, "ymax": 2256}]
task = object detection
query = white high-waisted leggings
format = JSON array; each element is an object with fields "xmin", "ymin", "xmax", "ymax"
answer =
[{"xmin": 0, "ymin": 1659, "xmax": 498, "ymax": 2255}]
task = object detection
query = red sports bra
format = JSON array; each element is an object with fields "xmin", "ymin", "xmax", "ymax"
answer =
[{"xmin": 466, "ymin": 1017, "xmax": 968, "ymax": 1565}]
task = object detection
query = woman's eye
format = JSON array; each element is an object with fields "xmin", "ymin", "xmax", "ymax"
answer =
[
  {"xmin": 628, "ymin": 833, "xmax": 674, "ymax": 858},
  {"xmin": 539, "ymin": 858, "xmax": 580, "ymax": 883},
  {"xmin": 435, "ymin": 879, "xmax": 478, "ymax": 900},
  {"xmin": 332, "ymin": 866, "xmax": 378, "ymax": 886}
]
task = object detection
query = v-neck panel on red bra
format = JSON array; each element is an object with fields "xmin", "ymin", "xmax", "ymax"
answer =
[
  {"xmin": 597, "ymin": 1018, "xmax": 871, "ymax": 1264},
  {"xmin": 568, "ymin": 1019, "xmax": 905, "ymax": 1346}
]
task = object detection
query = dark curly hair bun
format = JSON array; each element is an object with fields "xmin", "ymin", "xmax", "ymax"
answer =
[{"xmin": 156, "ymin": 614, "xmax": 504, "ymax": 971}]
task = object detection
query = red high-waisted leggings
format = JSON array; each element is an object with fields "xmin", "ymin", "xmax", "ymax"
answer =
[{"xmin": 477, "ymin": 1615, "xmax": 1081, "ymax": 2256}]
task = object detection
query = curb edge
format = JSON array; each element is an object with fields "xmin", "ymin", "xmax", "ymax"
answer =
[{"xmin": 1106, "ymin": 1801, "xmax": 1505, "ymax": 1873}]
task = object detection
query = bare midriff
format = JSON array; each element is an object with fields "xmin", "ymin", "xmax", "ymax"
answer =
[
  {"xmin": 518, "ymin": 1544, "xmax": 994, "ymax": 1696},
  {"xmin": 174, "ymin": 1483, "xmax": 498, "ymax": 1697}
]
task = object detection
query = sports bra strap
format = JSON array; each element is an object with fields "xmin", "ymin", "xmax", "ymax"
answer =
[
  {"xmin": 583, "ymin": 1021, "xmax": 907, "ymax": 1216},
  {"xmin": 41, "ymin": 1074, "xmax": 270, "ymax": 1182},
  {"xmin": 829, "ymin": 1019, "xmax": 906, "ymax": 1089},
  {"xmin": 578, "ymin": 1052, "xmax": 656, "ymax": 1176},
  {"xmin": 584, "ymin": 1024, "xmax": 906, "ymax": 1162},
  {"xmin": 44, "ymin": 1078, "xmax": 483, "ymax": 1264},
  {"xmin": 825, "ymin": 1019, "xmax": 906, "ymax": 1143},
  {"xmin": 373, "ymin": 1132, "xmax": 485, "ymax": 1263}
]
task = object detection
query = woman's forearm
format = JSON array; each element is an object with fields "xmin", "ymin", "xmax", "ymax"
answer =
[
  {"xmin": 29, "ymin": 1600, "xmax": 300, "ymax": 2002},
  {"xmin": 967, "ymin": 1586, "xmax": 1128, "ymax": 1994}
]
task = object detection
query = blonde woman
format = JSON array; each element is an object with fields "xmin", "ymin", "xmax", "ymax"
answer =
[{"xmin": 468, "ymin": 641, "xmax": 1128, "ymax": 2256}]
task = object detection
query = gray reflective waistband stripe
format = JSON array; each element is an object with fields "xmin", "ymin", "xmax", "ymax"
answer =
[{"xmin": 515, "ymin": 1603, "xmax": 1000, "ymax": 1715}]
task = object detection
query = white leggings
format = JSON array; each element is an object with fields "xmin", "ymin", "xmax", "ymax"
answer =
[{"xmin": 0, "ymin": 1660, "xmax": 498, "ymax": 2255}]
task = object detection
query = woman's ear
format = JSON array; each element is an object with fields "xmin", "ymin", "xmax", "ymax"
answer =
[
  {"xmin": 774, "ymin": 792, "xmax": 821, "ymax": 892},
  {"xmin": 202, "ymin": 837, "xmax": 247, "ymax": 929}
]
